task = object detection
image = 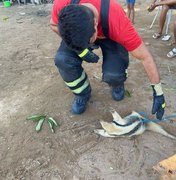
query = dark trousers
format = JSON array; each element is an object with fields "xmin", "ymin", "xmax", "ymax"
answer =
[{"xmin": 55, "ymin": 39, "xmax": 129, "ymax": 96}]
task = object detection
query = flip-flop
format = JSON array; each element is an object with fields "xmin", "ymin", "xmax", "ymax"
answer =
[
  {"xmin": 152, "ymin": 33, "xmax": 161, "ymax": 39},
  {"xmin": 167, "ymin": 48, "xmax": 176, "ymax": 58},
  {"xmin": 162, "ymin": 34, "xmax": 171, "ymax": 41}
]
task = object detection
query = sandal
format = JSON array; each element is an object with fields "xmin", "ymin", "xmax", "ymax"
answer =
[
  {"xmin": 152, "ymin": 33, "xmax": 162, "ymax": 39},
  {"xmin": 162, "ymin": 34, "xmax": 171, "ymax": 41},
  {"xmin": 167, "ymin": 48, "xmax": 176, "ymax": 58}
]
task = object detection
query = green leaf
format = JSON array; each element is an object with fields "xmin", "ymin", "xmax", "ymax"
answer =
[
  {"xmin": 26, "ymin": 114, "xmax": 46, "ymax": 122},
  {"xmin": 47, "ymin": 117, "xmax": 59, "ymax": 127},
  {"xmin": 47, "ymin": 119, "xmax": 54, "ymax": 133},
  {"xmin": 2, "ymin": 16, "xmax": 9, "ymax": 21},
  {"xmin": 35, "ymin": 118, "xmax": 45, "ymax": 132},
  {"xmin": 125, "ymin": 90, "xmax": 132, "ymax": 98}
]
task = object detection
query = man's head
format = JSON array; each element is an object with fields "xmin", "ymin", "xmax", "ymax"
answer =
[{"xmin": 58, "ymin": 4, "xmax": 96, "ymax": 52}]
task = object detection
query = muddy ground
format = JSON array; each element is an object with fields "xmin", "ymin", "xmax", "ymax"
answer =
[{"xmin": 0, "ymin": 1, "xmax": 176, "ymax": 179}]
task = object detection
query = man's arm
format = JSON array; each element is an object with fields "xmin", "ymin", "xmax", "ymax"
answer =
[
  {"xmin": 50, "ymin": 19, "xmax": 59, "ymax": 35},
  {"xmin": 148, "ymin": 0, "xmax": 176, "ymax": 11},
  {"xmin": 130, "ymin": 42, "xmax": 160, "ymax": 84},
  {"xmin": 130, "ymin": 42, "xmax": 165, "ymax": 120},
  {"xmin": 148, "ymin": 0, "xmax": 158, "ymax": 10},
  {"xmin": 155, "ymin": 0, "xmax": 176, "ymax": 6}
]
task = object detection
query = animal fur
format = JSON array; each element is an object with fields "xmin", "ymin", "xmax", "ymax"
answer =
[{"xmin": 94, "ymin": 110, "xmax": 176, "ymax": 140}]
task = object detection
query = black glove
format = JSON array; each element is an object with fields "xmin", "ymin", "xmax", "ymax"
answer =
[
  {"xmin": 151, "ymin": 83, "xmax": 166, "ymax": 120},
  {"xmin": 78, "ymin": 48, "xmax": 99, "ymax": 63}
]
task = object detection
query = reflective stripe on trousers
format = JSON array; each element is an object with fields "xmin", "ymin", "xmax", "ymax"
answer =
[{"xmin": 64, "ymin": 71, "xmax": 90, "ymax": 94}]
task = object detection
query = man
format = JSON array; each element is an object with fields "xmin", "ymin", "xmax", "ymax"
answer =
[
  {"xmin": 50, "ymin": 0, "xmax": 165, "ymax": 120},
  {"xmin": 148, "ymin": 0, "xmax": 176, "ymax": 39}
]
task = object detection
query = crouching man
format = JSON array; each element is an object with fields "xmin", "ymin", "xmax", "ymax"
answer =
[{"xmin": 50, "ymin": 0, "xmax": 165, "ymax": 119}]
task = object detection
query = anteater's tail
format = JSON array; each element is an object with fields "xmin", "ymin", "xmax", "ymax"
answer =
[{"xmin": 146, "ymin": 122, "xmax": 176, "ymax": 140}]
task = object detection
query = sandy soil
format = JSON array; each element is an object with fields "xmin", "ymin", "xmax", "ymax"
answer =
[{"xmin": 0, "ymin": 1, "xmax": 176, "ymax": 179}]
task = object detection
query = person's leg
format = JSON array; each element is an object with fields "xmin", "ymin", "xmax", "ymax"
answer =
[
  {"xmin": 97, "ymin": 39, "xmax": 129, "ymax": 101},
  {"xmin": 129, "ymin": 0, "xmax": 135, "ymax": 24},
  {"xmin": 167, "ymin": 19, "xmax": 176, "ymax": 58},
  {"xmin": 174, "ymin": 19, "xmax": 176, "ymax": 43},
  {"xmin": 158, "ymin": 5, "xmax": 170, "ymax": 35},
  {"xmin": 129, "ymin": 4, "xmax": 135, "ymax": 24},
  {"xmin": 127, "ymin": 4, "xmax": 131, "ymax": 19},
  {"xmin": 55, "ymin": 41, "xmax": 91, "ymax": 114},
  {"xmin": 126, "ymin": 0, "xmax": 131, "ymax": 19}
]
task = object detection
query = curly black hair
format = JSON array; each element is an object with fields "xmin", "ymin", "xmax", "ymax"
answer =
[{"xmin": 58, "ymin": 4, "xmax": 95, "ymax": 52}]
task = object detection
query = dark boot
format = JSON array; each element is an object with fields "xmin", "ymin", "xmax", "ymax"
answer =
[
  {"xmin": 71, "ymin": 87, "xmax": 91, "ymax": 114},
  {"xmin": 112, "ymin": 83, "xmax": 125, "ymax": 101}
]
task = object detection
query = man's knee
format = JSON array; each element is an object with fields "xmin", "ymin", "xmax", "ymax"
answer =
[
  {"xmin": 55, "ymin": 51, "xmax": 81, "ymax": 71},
  {"xmin": 103, "ymin": 72, "xmax": 127, "ymax": 86},
  {"xmin": 55, "ymin": 52, "xmax": 68, "ymax": 70},
  {"xmin": 54, "ymin": 50, "xmax": 83, "ymax": 82},
  {"xmin": 162, "ymin": 5, "xmax": 169, "ymax": 12}
]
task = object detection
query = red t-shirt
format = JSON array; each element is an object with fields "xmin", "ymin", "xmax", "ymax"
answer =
[{"xmin": 51, "ymin": 0, "xmax": 142, "ymax": 51}]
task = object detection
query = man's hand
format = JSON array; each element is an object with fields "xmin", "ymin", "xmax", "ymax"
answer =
[
  {"xmin": 147, "ymin": 3, "xmax": 156, "ymax": 12},
  {"xmin": 151, "ymin": 83, "xmax": 166, "ymax": 120},
  {"xmin": 50, "ymin": 19, "xmax": 60, "ymax": 35},
  {"xmin": 78, "ymin": 48, "xmax": 99, "ymax": 63}
]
